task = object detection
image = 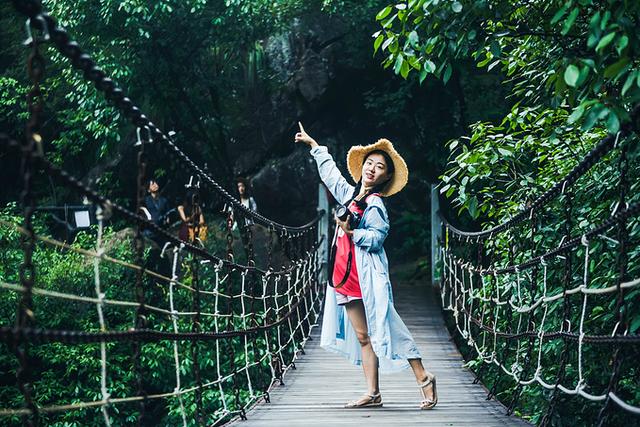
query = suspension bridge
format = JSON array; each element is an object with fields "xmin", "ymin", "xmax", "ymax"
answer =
[{"xmin": 1, "ymin": 2, "xmax": 639, "ymax": 426}]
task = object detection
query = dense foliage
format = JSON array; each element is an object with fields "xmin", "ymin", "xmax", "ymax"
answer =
[
  {"xmin": 374, "ymin": 0, "xmax": 640, "ymax": 424},
  {"xmin": 0, "ymin": 203, "xmax": 307, "ymax": 425},
  {"xmin": 375, "ymin": 0, "xmax": 640, "ymax": 133}
]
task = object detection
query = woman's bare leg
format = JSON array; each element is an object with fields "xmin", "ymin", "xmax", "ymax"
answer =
[
  {"xmin": 345, "ymin": 300, "xmax": 379, "ymax": 396},
  {"xmin": 409, "ymin": 358, "xmax": 435, "ymax": 402}
]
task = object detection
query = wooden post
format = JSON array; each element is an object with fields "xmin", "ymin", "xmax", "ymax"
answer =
[
  {"xmin": 317, "ymin": 184, "xmax": 330, "ymax": 283},
  {"xmin": 431, "ymin": 184, "xmax": 443, "ymax": 286}
]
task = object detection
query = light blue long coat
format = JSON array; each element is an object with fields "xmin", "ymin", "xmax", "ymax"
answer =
[{"xmin": 311, "ymin": 146, "xmax": 422, "ymax": 373}]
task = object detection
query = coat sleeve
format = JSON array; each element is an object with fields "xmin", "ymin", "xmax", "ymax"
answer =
[
  {"xmin": 352, "ymin": 202, "xmax": 389, "ymax": 253},
  {"xmin": 310, "ymin": 146, "xmax": 355, "ymax": 205}
]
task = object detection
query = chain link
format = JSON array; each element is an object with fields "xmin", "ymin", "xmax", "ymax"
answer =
[{"xmin": 13, "ymin": 17, "xmax": 49, "ymax": 426}]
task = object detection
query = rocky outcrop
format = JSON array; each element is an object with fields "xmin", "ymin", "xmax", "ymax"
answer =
[{"xmin": 227, "ymin": 14, "xmax": 352, "ymax": 226}]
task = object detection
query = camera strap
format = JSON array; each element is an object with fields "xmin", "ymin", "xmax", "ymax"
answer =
[{"xmin": 328, "ymin": 229, "xmax": 352, "ymax": 289}]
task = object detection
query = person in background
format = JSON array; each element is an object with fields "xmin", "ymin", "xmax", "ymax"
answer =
[
  {"xmin": 178, "ymin": 188, "xmax": 206, "ymax": 243},
  {"xmin": 143, "ymin": 179, "xmax": 169, "ymax": 228},
  {"xmin": 237, "ymin": 177, "xmax": 258, "ymax": 214},
  {"xmin": 224, "ymin": 177, "xmax": 258, "ymax": 230}
]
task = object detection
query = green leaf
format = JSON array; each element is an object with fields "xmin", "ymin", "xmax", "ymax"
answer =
[
  {"xmin": 564, "ymin": 64, "xmax": 580, "ymax": 87},
  {"xmin": 622, "ymin": 71, "xmax": 637, "ymax": 96},
  {"xmin": 381, "ymin": 37, "xmax": 394, "ymax": 52},
  {"xmin": 446, "ymin": 186, "xmax": 456, "ymax": 197},
  {"xmin": 467, "ymin": 196, "xmax": 478, "ymax": 219},
  {"xmin": 443, "ymin": 63, "xmax": 452, "ymax": 84},
  {"xmin": 373, "ymin": 35, "xmax": 384, "ymax": 54},
  {"xmin": 408, "ymin": 30, "xmax": 419, "ymax": 47},
  {"xmin": 568, "ymin": 104, "xmax": 585, "ymax": 124},
  {"xmin": 561, "ymin": 8, "xmax": 579, "ymax": 35},
  {"xmin": 603, "ymin": 57, "xmax": 629, "ymax": 79},
  {"xmin": 606, "ymin": 111, "xmax": 620, "ymax": 133},
  {"xmin": 419, "ymin": 69, "xmax": 428, "ymax": 84},
  {"xmin": 581, "ymin": 104, "xmax": 605, "ymax": 130},
  {"xmin": 424, "ymin": 59, "xmax": 436, "ymax": 73},
  {"xmin": 497, "ymin": 147, "xmax": 512, "ymax": 157},
  {"xmin": 600, "ymin": 10, "xmax": 611, "ymax": 30},
  {"xmin": 551, "ymin": 3, "xmax": 569, "ymax": 25},
  {"xmin": 400, "ymin": 60, "xmax": 410, "ymax": 78},
  {"xmin": 394, "ymin": 55, "xmax": 404, "ymax": 74},
  {"xmin": 376, "ymin": 5, "xmax": 393, "ymax": 21},
  {"xmin": 595, "ymin": 31, "xmax": 616, "ymax": 53},
  {"xmin": 616, "ymin": 35, "xmax": 629, "ymax": 55},
  {"xmin": 490, "ymin": 41, "xmax": 501, "ymax": 58}
]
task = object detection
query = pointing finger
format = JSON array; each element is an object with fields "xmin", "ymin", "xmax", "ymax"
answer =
[{"xmin": 298, "ymin": 121, "xmax": 305, "ymax": 133}]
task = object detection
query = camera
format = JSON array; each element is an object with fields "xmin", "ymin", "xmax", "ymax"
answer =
[{"xmin": 335, "ymin": 204, "xmax": 362, "ymax": 230}]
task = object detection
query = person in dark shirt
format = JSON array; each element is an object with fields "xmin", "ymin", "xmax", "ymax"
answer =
[{"xmin": 143, "ymin": 179, "xmax": 169, "ymax": 228}]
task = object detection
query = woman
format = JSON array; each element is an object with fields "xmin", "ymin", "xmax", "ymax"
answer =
[
  {"xmin": 237, "ymin": 177, "xmax": 258, "ymax": 213},
  {"xmin": 229, "ymin": 177, "xmax": 258, "ymax": 230},
  {"xmin": 294, "ymin": 122, "xmax": 437, "ymax": 410},
  {"xmin": 177, "ymin": 188, "xmax": 206, "ymax": 243}
]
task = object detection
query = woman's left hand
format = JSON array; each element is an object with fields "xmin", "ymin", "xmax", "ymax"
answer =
[{"xmin": 336, "ymin": 217, "xmax": 353, "ymax": 236}]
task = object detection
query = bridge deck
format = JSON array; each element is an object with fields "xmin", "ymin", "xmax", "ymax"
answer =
[{"xmin": 234, "ymin": 275, "xmax": 531, "ymax": 426}]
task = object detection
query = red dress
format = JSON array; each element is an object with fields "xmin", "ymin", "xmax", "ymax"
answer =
[{"xmin": 332, "ymin": 194, "xmax": 377, "ymax": 297}]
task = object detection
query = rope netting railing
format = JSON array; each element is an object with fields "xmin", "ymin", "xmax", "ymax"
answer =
[
  {"xmin": 1, "ymin": 3, "xmax": 328, "ymax": 426},
  {"xmin": 436, "ymin": 111, "xmax": 640, "ymax": 424}
]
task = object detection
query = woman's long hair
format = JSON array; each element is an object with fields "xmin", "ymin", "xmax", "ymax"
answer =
[
  {"xmin": 182, "ymin": 188, "xmax": 201, "ymax": 219},
  {"xmin": 348, "ymin": 149, "xmax": 395, "ymax": 209}
]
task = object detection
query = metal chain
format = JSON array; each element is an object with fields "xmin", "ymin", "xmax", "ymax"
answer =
[
  {"xmin": 189, "ymin": 221, "xmax": 205, "ymax": 426},
  {"xmin": 507, "ymin": 209, "xmax": 538, "ymax": 415},
  {"xmin": 13, "ymin": 16, "xmax": 47, "ymax": 427},
  {"xmin": 596, "ymin": 144, "xmax": 630, "ymax": 426},
  {"xmin": 540, "ymin": 191, "xmax": 573, "ymax": 427},
  {"xmin": 133, "ymin": 130, "xmax": 148, "ymax": 425},
  {"xmin": 0, "ymin": 138, "xmax": 313, "ymax": 276},
  {"xmin": 441, "ymin": 111, "xmax": 639, "ymax": 241}
]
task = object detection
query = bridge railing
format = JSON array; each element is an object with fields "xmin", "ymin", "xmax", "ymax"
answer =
[
  {"xmin": 433, "ymin": 108, "xmax": 640, "ymax": 424},
  {"xmin": 0, "ymin": 2, "xmax": 329, "ymax": 425}
]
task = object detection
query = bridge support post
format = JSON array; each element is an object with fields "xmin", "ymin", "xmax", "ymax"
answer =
[
  {"xmin": 317, "ymin": 184, "xmax": 330, "ymax": 284},
  {"xmin": 431, "ymin": 185, "xmax": 443, "ymax": 287}
]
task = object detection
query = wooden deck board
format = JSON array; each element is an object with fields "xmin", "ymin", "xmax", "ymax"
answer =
[{"xmin": 231, "ymin": 278, "xmax": 531, "ymax": 426}]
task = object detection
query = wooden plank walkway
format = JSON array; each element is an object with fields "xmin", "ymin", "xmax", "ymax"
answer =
[{"xmin": 233, "ymin": 275, "xmax": 531, "ymax": 426}]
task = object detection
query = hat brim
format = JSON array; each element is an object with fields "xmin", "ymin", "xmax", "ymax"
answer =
[{"xmin": 346, "ymin": 138, "xmax": 408, "ymax": 197}]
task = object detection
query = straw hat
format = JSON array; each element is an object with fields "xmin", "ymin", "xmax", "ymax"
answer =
[{"xmin": 346, "ymin": 138, "xmax": 409, "ymax": 197}]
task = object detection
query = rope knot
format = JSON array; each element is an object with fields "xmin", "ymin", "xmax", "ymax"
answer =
[{"xmin": 581, "ymin": 234, "xmax": 589, "ymax": 247}]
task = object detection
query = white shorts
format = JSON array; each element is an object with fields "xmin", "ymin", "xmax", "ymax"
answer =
[{"xmin": 335, "ymin": 290, "xmax": 362, "ymax": 306}]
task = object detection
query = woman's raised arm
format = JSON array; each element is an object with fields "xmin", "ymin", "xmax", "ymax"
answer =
[{"xmin": 295, "ymin": 122, "xmax": 354, "ymax": 204}]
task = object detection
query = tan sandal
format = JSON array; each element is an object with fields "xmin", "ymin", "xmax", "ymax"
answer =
[
  {"xmin": 419, "ymin": 375, "xmax": 438, "ymax": 410},
  {"xmin": 344, "ymin": 392, "xmax": 383, "ymax": 408}
]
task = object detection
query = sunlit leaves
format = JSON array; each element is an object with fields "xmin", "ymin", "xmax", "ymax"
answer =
[{"xmin": 372, "ymin": 0, "xmax": 640, "ymax": 130}]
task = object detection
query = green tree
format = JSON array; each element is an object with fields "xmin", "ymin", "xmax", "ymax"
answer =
[{"xmin": 374, "ymin": 0, "xmax": 640, "ymax": 133}]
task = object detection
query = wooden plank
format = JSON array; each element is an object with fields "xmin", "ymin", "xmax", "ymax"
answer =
[{"xmin": 230, "ymin": 278, "xmax": 532, "ymax": 426}]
